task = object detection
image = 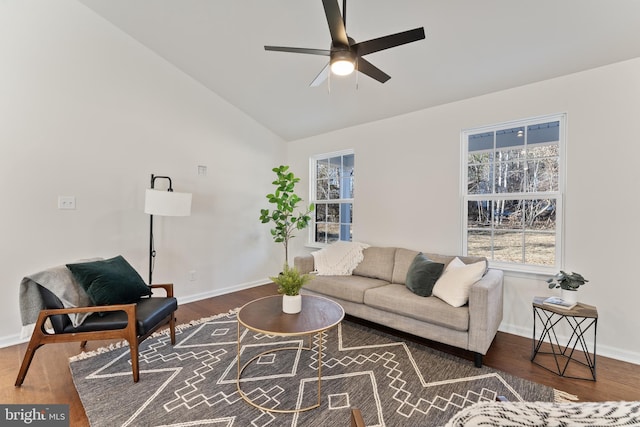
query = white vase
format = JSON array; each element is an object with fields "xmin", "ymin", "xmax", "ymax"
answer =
[
  {"xmin": 561, "ymin": 289, "xmax": 578, "ymax": 305},
  {"xmin": 282, "ymin": 294, "xmax": 302, "ymax": 314}
]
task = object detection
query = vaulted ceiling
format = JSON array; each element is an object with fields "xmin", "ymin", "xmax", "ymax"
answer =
[{"xmin": 78, "ymin": 0, "xmax": 640, "ymax": 141}]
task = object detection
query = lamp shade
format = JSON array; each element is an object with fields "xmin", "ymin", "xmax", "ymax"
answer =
[{"xmin": 144, "ymin": 189, "xmax": 192, "ymax": 216}]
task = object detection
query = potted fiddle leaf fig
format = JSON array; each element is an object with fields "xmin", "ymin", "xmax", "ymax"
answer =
[
  {"xmin": 259, "ymin": 165, "xmax": 314, "ymax": 266},
  {"xmin": 260, "ymin": 165, "xmax": 314, "ymax": 313},
  {"xmin": 547, "ymin": 271, "xmax": 588, "ymax": 304}
]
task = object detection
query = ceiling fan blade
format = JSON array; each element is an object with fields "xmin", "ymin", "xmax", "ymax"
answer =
[
  {"xmin": 354, "ymin": 27, "xmax": 425, "ymax": 56},
  {"xmin": 356, "ymin": 57, "xmax": 390, "ymax": 83},
  {"xmin": 322, "ymin": 0, "xmax": 349, "ymax": 46},
  {"xmin": 310, "ymin": 63, "xmax": 330, "ymax": 87},
  {"xmin": 265, "ymin": 46, "xmax": 330, "ymax": 56}
]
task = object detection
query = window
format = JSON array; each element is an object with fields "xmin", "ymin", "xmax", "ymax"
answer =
[
  {"xmin": 462, "ymin": 114, "xmax": 565, "ymax": 273},
  {"xmin": 310, "ymin": 150, "xmax": 354, "ymax": 245}
]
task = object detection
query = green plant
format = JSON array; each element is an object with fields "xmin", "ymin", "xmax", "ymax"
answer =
[
  {"xmin": 547, "ymin": 271, "xmax": 588, "ymax": 291},
  {"xmin": 270, "ymin": 264, "xmax": 313, "ymax": 296},
  {"xmin": 260, "ymin": 165, "xmax": 314, "ymax": 266}
]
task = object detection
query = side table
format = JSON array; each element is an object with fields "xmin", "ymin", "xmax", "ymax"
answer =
[{"xmin": 531, "ymin": 296, "xmax": 598, "ymax": 381}]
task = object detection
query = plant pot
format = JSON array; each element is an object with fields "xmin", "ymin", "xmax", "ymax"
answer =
[
  {"xmin": 282, "ymin": 294, "xmax": 302, "ymax": 314},
  {"xmin": 561, "ymin": 289, "xmax": 578, "ymax": 305}
]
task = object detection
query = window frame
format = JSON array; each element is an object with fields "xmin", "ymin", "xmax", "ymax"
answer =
[
  {"xmin": 461, "ymin": 113, "xmax": 566, "ymax": 274},
  {"xmin": 308, "ymin": 149, "xmax": 355, "ymax": 248}
]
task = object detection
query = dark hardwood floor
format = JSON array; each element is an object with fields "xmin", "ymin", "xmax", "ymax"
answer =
[{"xmin": 2, "ymin": 283, "xmax": 639, "ymax": 426}]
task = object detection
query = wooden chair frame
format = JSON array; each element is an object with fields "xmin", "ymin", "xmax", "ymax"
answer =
[
  {"xmin": 15, "ymin": 284, "xmax": 176, "ymax": 386},
  {"xmin": 351, "ymin": 408, "xmax": 365, "ymax": 427}
]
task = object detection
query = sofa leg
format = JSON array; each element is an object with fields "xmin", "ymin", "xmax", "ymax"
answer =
[{"xmin": 474, "ymin": 353, "xmax": 483, "ymax": 368}]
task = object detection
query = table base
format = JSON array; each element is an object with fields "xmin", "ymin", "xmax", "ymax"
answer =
[{"xmin": 236, "ymin": 327, "xmax": 324, "ymax": 413}]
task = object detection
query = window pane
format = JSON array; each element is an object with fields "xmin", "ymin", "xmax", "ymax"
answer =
[
  {"xmin": 340, "ymin": 224, "xmax": 352, "ymax": 241},
  {"xmin": 326, "ymin": 224, "xmax": 339, "ymax": 243},
  {"xmin": 316, "ymin": 178, "xmax": 329, "ymax": 200},
  {"xmin": 528, "ymin": 143, "xmax": 558, "ymax": 160},
  {"xmin": 527, "ymin": 158, "xmax": 559, "ymax": 192},
  {"xmin": 493, "ymin": 230, "xmax": 524, "ymax": 263},
  {"xmin": 524, "ymin": 199, "xmax": 556, "ymax": 231},
  {"xmin": 495, "ymin": 160, "xmax": 525, "ymax": 193},
  {"xmin": 467, "ymin": 200, "xmax": 492, "ymax": 227},
  {"xmin": 315, "ymin": 223, "xmax": 327, "ymax": 244},
  {"xmin": 525, "ymin": 232, "xmax": 555, "ymax": 265},
  {"xmin": 496, "ymin": 126, "xmax": 525, "ymax": 149},
  {"xmin": 315, "ymin": 203, "xmax": 326, "ymax": 222},
  {"xmin": 327, "ymin": 203, "xmax": 339, "ymax": 223},
  {"xmin": 468, "ymin": 132, "xmax": 494, "ymax": 152},
  {"xmin": 316, "ymin": 158, "xmax": 329, "ymax": 180},
  {"xmin": 340, "ymin": 203, "xmax": 353, "ymax": 224},
  {"xmin": 493, "ymin": 199, "xmax": 521, "ymax": 229},
  {"xmin": 467, "ymin": 229, "xmax": 492, "ymax": 258},
  {"xmin": 528, "ymin": 121, "xmax": 560, "ymax": 145},
  {"xmin": 468, "ymin": 164, "xmax": 493, "ymax": 194}
]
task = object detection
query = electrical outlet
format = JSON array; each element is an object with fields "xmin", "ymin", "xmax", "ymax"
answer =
[
  {"xmin": 188, "ymin": 270, "xmax": 197, "ymax": 281},
  {"xmin": 58, "ymin": 196, "xmax": 76, "ymax": 210},
  {"xmin": 197, "ymin": 165, "xmax": 207, "ymax": 176}
]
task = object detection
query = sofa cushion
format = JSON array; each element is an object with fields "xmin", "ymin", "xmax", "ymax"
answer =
[
  {"xmin": 391, "ymin": 248, "xmax": 420, "ymax": 284},
  {"xmin": 364, "ymin": 284, "xmax": 470, "ymax": 332},
  {"xmin": 352, "ymin": 247, "xmax": 396, "ymax": 282},
  {"xmin": 405, "ymin": 253, "xmax": 445, "ymax": 297},
  {"xmin": 432, "ymin": 257, "xmax": 487, "ymax": 307},
  {"xmin": 302, "ymin": 275, "xmax": 389, "ymax": 304}
]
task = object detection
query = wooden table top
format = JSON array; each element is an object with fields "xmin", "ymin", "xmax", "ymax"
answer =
[
  {"xmin": 533, "ymin": 296, "xmax": 598, "ymax": 318},
  {"xmin": 237, "ymin": 295, "xmax": 345, "ymax": 336}
]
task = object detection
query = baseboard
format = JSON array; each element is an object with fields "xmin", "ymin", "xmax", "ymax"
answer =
[
  {"xmin": 498, "ymin": 322, "xmax": 640, "ymax": 366},
  {"xmin": 176, "ymin": 279, "xmax": 271, "ymax": 305},
  {"xmin": 0, "ymin": 333, "xmax": 25, "ymax": 349}
]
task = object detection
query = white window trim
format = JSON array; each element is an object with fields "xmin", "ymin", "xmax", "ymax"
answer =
[
  {"xmin": 460, "ymin": 113, "xmax": 567, "ymax": 274},
  {"xmin": 308, "ymin": 149, "xmax": 355, "ymax": 248}
]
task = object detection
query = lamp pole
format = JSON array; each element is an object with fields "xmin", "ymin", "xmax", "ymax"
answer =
[{"xmin": 148, "ymin": 174, "xmax": 173, "ymax": 285}]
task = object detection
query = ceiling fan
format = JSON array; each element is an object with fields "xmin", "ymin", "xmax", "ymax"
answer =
[{"xmin": 265, "ymin": 0, "xmax": 425, "ymax": 86}]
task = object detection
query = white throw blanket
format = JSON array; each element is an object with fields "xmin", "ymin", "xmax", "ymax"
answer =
[
  {"xmin": 19, "ymin": 260, "xmax": 98, "ymax": 338},
  {"xmin": 312, "ymin": 241, "xmax": 369, "ymax": 275}
]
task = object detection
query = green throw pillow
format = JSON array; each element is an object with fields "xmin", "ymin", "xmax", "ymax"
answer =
[
  {"xmin": 67, "ymin": 255, "xmax": 151, "ymax": 305},
  {"xmin": 405, "ymin": 253, "xmax": 445, "ymax": 297}
]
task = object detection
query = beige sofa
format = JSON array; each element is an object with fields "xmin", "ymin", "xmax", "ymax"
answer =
[{"xmin": 295, "ymin": 247, "xmax": 504, "ymax": 367}]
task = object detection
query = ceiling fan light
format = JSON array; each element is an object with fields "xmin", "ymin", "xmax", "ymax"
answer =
[{"xmin": 330, "ymin": 51, "xmax": 355, "ymax": 76}]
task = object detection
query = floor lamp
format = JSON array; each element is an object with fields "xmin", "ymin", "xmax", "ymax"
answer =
[{"xmin": 144, "ymin": 174, "xmax": 192, "ymax": 285}]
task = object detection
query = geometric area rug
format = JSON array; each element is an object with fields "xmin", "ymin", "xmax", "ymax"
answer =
[{"xmin": 69, "ymin": 310, "xmax": 568, "ymax": 427}]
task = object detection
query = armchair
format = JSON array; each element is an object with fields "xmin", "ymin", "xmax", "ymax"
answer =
[{"xmin": 15, "ymin": 283, "xmax": 177, "ymax": 386}]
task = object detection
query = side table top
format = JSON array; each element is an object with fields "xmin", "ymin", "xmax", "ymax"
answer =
[
  {"xmin": 237, "ymin": 295, "xmax": 345, "ymax": 336},
  {"xmin": 533, "ymin": 296, "xmax": 598, "ymax": 318}
]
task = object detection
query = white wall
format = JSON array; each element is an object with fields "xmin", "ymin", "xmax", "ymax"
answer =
[
  {"xmin": 0, "ymin": 1, "xmax": 285, "ymax": 345},
  {"xmin": 288, "ymin": 58, "xmax": 640, "ymax": 364}
]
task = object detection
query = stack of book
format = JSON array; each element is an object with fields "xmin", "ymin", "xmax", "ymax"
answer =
[{"xmin": 542, "ymin": 296, "xmax": 577, "ymax": 310}]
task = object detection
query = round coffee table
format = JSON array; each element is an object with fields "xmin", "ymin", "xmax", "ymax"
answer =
[{"xmin": 236, "ymin": 294, "xmax": 344, "ymax": 413}]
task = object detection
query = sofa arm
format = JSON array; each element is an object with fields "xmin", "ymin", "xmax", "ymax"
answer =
[
  {"xmin": 294, "ymin": 255, "xmax": 315, "ymax": 274},
  {"xmin": 467, "ymin": 268, "xmax": 504, "ymax": 355}
]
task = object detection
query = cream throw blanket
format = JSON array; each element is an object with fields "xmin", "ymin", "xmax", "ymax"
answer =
[{"xmin": 312, "ymin": 241, "xmax": 369, "ymax": 275}]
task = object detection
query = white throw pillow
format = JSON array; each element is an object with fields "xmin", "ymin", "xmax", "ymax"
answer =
[{"xmin": 432, "ymin": 257, "xmax": 486, "ymax": 307}]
